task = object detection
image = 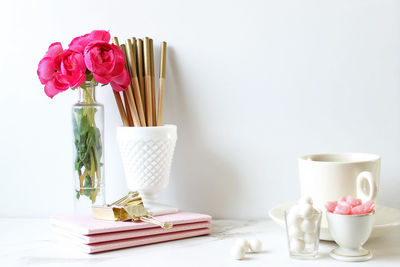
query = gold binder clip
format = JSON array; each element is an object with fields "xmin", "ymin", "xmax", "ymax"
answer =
[{"xmin": 92, "ymin": 191, "xmax": 173, "ymax": 229}]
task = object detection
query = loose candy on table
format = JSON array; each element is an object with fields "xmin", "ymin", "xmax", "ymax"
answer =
[
  {"xmin": 231, "ymin": 245, "xmax": 246, "ymax": 260},
  {"xmin": 249, "ymin": 239, "xmax": 262, "ymax": 253},
  {"xmin": 235, "ymin": 238, "xmax": 249, "ymax": 251},
  {"xmin": 231, "ymin": 238, "xmax": 263, "ymax": 260}
]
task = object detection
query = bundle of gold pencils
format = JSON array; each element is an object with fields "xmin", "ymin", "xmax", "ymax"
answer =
[{"xmin": 112, "ymin": 36, "xmax": 167, "ymax": 127}]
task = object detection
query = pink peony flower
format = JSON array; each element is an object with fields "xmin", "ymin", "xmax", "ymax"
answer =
[
  {"xmin": 84, "ymin": 41, "xmax": 130, "ymax": 91},
  {"xmin": 69, "ymin": 30, "xmax": 111, "ymax": 54},
  {"xmin": 110, "ymin": 68, "xmax": 130, "ymax": 92},
  {"xmin": 37, "ymin": 42, "xmax": 69, "ymax": 98},
  {"xmin": 37, "ymin": 43, "xmax": 87, "ymax": 98},
  {"xmin": 59, "ymin": 49, "xmax": 86, "ymax": 88},
  {"xmin": 39, "ymin": 30, "xmax": 131, "ymax": 97}
]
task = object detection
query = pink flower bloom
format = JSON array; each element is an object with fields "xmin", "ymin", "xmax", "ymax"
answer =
[
  {"xmin": 59, "ymin": 50, "xmax": 86, "ymax": 88},
  {"xmin": 84, "ymin": 41, "xmax": 130, "ymax": 91},
  {"xmin": 37, "ymin": 42, "xmax": 69, "ymax": 98},
  {"xmin": 69, "ymin": 30, "xmax": 111, "ymax": 54},
  {"xmin": 37, "ymin": 43, "xmax": 86, "ymax": 98},
  {"xmin": 110, "ymin": 68, "xmax": 130, "ymax": 92},
  {"xmin": 37, "ymin": 42, "xmax": 63, "ymax": 84}
]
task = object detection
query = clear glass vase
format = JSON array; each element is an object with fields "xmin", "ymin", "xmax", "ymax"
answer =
[{"xmin": 72, "ymin": 80, "xmax": 105, "ymax": 214}]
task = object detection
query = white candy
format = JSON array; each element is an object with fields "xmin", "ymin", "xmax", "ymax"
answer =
[
  {"xmin": 288, "ymin": 225, "xmax": 304, "ymax": 239},
  {"xmin": 298, "ymin": 204, "xmax": 313, "ymax": 219},
  {"xmin": 304, "ymin": 233, "xmax": 316, "ymax": 244},
  {"xmin": 290, "ymin": 238, "xmax": 305, "ymax": 252},
  {"xmin": 249, "ymin": 239, "xmax": 262, "ymax": 253},
  {"xmin": 300, "ymin": 219, "xmax": 315, "ymax": 233},
  {"xmin": 231, "ymin": 245, "xmax": 246, "ymax": 260},
  {"xmin": 235, "ymin": 238, "xmax": 249, "ymax": 251},
  {"xmin": 286, "ymin": 208, "xmax": 303, "ymax": 226},
  {"xmin": 299, "ymin": 196, "xmax": 313, "ymax": 205}
]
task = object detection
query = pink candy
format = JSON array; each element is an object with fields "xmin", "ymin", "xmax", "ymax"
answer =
[
  {"xmin": 363, "ymin": 200, "xmax": 375, "ymax": 213},
  {"xmin": 325, "ymin": 196, "xmax": 375, "ymax": 215},
  {"xmin": 346, "ymin": 196, "xmax": 362, "ymax": 207},
  {"xmin": 351, "ymin": 205, "xmax": 364, "ymax": 215},
  {"xmin": 334, "ymin": 204, "xmax": 351, "ymax": 215},
  {"xmin": 325, "ymin": 201, "xmax": 337, "ymax": 213}
]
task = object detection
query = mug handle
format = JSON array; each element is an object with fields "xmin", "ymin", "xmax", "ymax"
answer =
[{"xmin": 356, "ymin": 171, "xmax": 377, "ymax": 202}]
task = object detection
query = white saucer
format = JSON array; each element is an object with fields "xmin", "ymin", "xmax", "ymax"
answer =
[
  {"xmin": 329, "ymin": 247, "xmax": 373, "ymax": 262},
  {"xmin": 268, "ymin": 203, "xmax": 400, "ymax": 241}
]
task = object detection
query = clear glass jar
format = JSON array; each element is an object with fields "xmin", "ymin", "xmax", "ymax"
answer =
[
  {"xmin": 285, "ymin": 208, "xmax": 322, "ymax": 259},
  {"xmin": 72, "ymin": 80, "xmax": 105, "ymax": 213}
]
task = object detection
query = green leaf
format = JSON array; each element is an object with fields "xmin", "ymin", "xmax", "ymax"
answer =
[
  {"xmin": 72, "ymin": 118, "xmax": 79, "ymax": 141},
  {"xmin": 73, "ymin": 104, "xmax": 103, "ymax": 203},
  {"xmin": 80, "ymin": 115, "xmax": 89, "ymax": 135}
]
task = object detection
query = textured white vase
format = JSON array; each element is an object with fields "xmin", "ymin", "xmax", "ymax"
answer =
[{"xmin": 117, "ymin": 125, "xmax": 177, "ymax": 209}]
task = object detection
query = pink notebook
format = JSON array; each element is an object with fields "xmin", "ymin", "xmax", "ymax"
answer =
[
  {"xmin": 53, "ymin": 228, "xmax": 211, "ymax": 253},
  {"xmin": 51, "ymin": 211, "xmax": 212, "ymax": 253},
  {"xmin": 52, "ymin": 221, "xmax": 211, "ymax": 244},
  {"xmin": 51, "ymin": 211, "xmax": 212, "ymax": 235}
]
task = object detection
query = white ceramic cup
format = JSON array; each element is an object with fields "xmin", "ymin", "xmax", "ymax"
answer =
[
  {"xmin": 327, "ymin": 211, "xmax": 375, "ymax": 261},
  {"xmin": 299, "ymin": 153, "xmax": 380, "ymax": 210}
]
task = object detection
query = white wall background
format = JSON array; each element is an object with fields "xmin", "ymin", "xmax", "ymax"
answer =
[{"xmin": 1, "ymin": 0, "xmax": 400, "ymax": 219}]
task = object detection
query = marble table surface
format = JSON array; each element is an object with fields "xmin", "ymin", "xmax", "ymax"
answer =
[{"xmin": 0, "ymin": 218, "xmax": 399, "ymax": 267}]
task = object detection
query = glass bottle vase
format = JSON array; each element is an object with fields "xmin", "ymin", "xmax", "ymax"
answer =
[{"xmin": 72, "ymin": 80, "xmax": 105, "ymax": 213}]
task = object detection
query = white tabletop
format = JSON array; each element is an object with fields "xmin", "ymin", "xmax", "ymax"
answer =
[{"xmin": 0, "ymin": 218, "xmax": 399, "ymax": 267}]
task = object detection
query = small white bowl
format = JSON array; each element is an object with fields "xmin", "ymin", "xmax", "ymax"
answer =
[{"xmin": 326, "ymin": 211, "xmax": 375, "ymax": 262}]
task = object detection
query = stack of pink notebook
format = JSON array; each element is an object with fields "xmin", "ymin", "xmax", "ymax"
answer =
[{"xmin": 51, "ymin": 211, "xmax": 212, "ymax": 253}]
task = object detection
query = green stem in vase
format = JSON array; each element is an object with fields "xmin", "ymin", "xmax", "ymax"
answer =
[{"xmin": 73, "ymin": 79, "xmax": 103, "ymax": 203}]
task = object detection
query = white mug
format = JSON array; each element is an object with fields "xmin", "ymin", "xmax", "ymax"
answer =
[{"xmin": 298, "ymin": 153, "xmax": 380, "ymax": 210}]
